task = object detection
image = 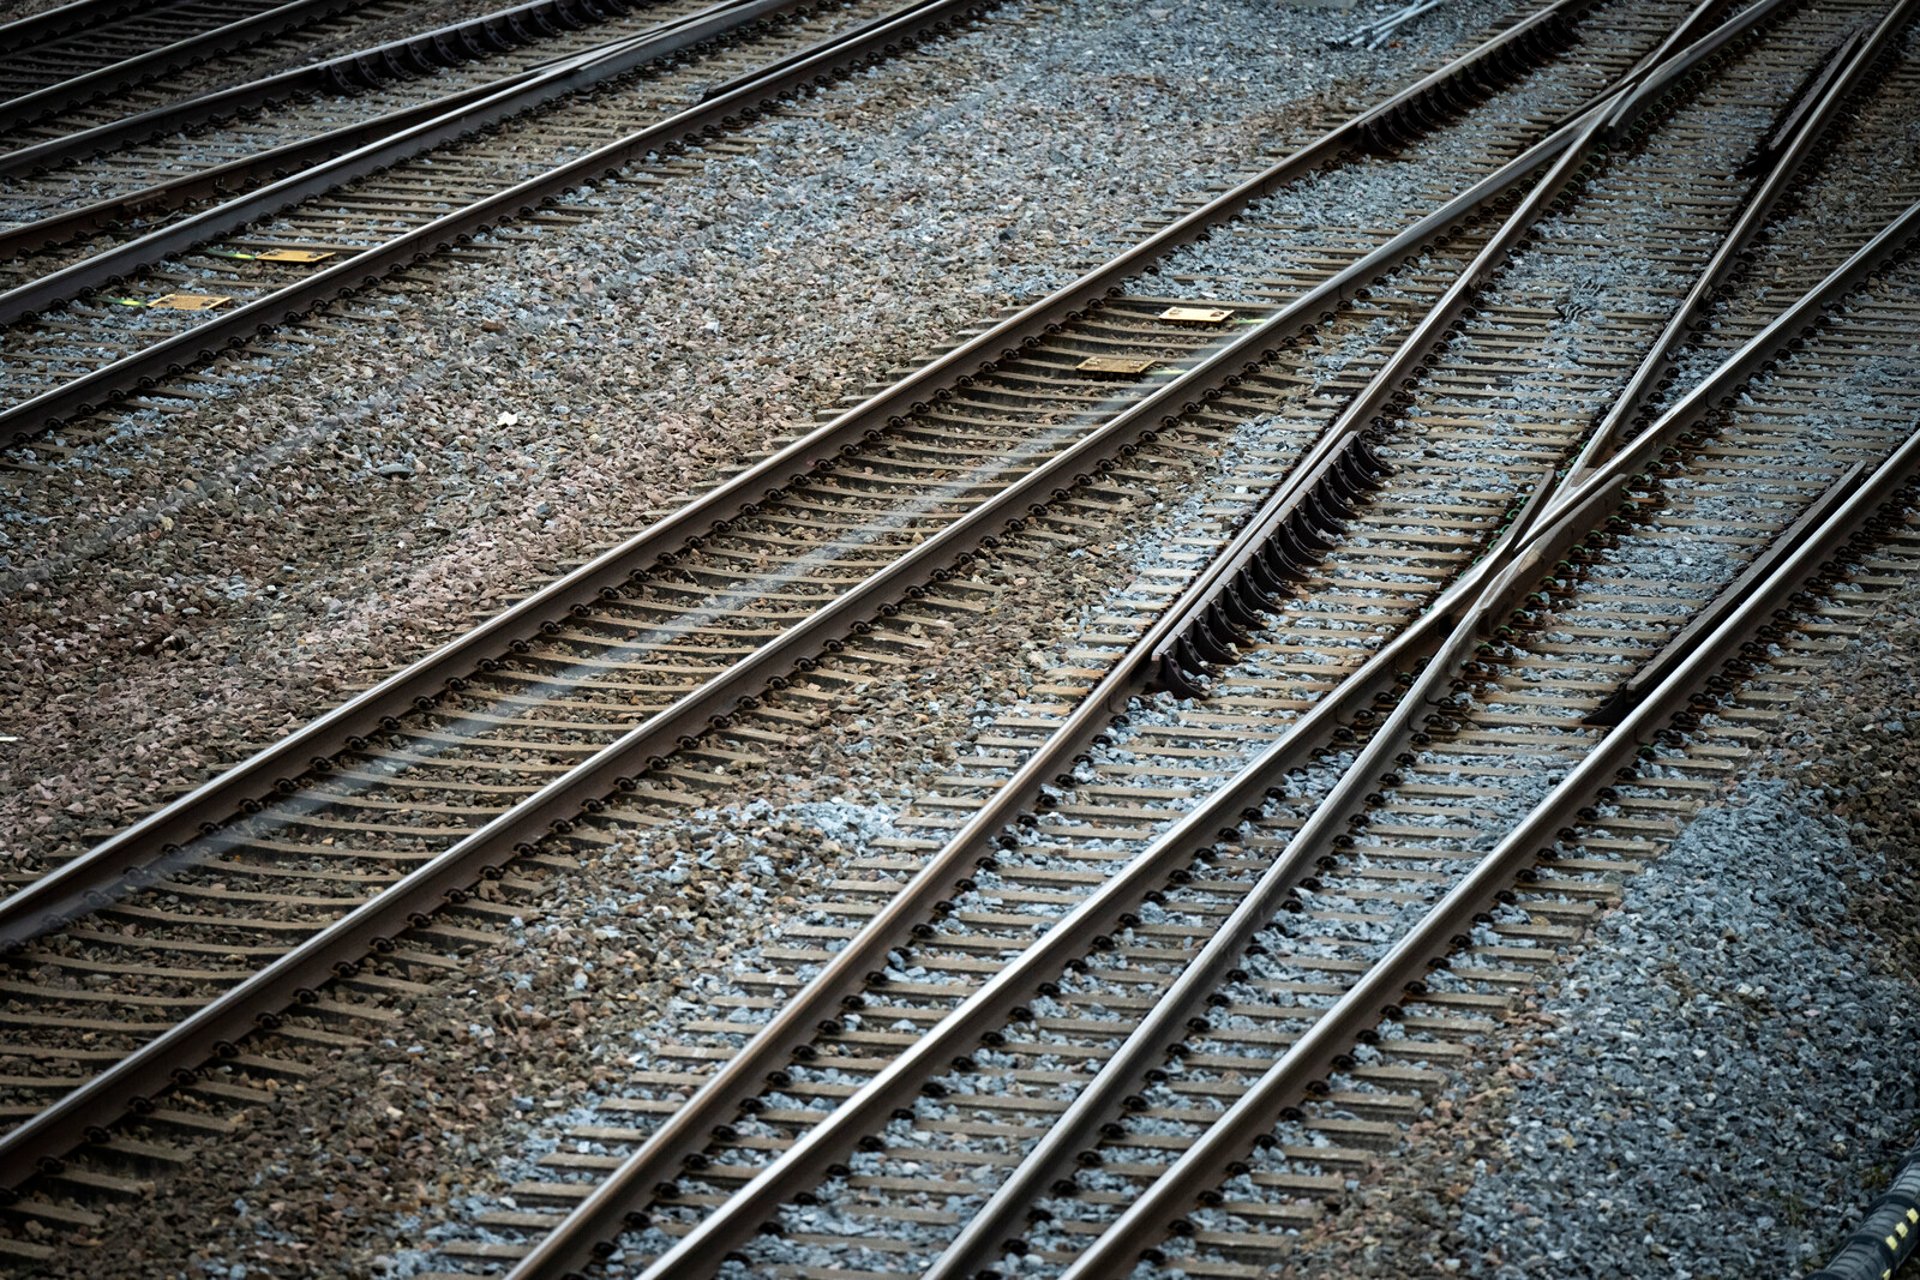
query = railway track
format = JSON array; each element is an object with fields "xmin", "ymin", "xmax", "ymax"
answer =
[
  {"xmin": 0, "ymin": 0, "xmax": 1700, "ymax": 1068},
  {"xmin": 0, "ymin": 0, "xmax": 1002, "ymax": 447},
  {"xmin": 0, "ymin": 0, "xmax": 335, "ymax": 109},
  {"xmin": 0, "ymin": 0, "xmax": 516, "ymax": 138},
  {"xmin": 428, "ymin": 1, "xmax": 1920, "ymax": 1272},
  {"xmin": 0, "ymin": 0, "xmax": 780, "ymax": 279},
  {"xmin": 3, "ymin": 0, "xmax": 1919, "ymax": 1269},
  {"xmin": 0, "ymin": 0, "xmax": 1717, "ymax": 1252}
]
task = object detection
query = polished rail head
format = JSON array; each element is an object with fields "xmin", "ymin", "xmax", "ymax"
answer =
[{"xmin": 1059, "ymin": 414, "xmax": 1920, "ymax": 1280}]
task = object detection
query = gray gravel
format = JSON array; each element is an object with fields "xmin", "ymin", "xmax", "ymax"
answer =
[
  {"xmin": 1230, "ymin": 534, "xmax": 1920, "ymax": 1280},
  {"xmin": 0, "ymin": 0, "xmax": 1504, "ymax": 868},
  {"xmin": 0, "ymin": 5, "xmax": 1532, "ymax": 1268},
  {"xmin": 1454, "ymin": 775, "xmax": 1920, "ymax": 1278},
  {"xmin": 1447, "ymin": 495, "xmax": 1920, "ymax": 1280}
]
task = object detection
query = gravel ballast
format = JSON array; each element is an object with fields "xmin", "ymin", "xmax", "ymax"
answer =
[
  {"xmin": 1246, "ymin": 537, "xmax": 1920, "ymax": 1280},
  {"xmin": 0, "ymin": 0, "xmax": 1503, "ymax": 867},
  {"xmin": 0, "ymin": 0, "xmax": 1527, "ymax": 1272},
  {"xmin": 20, "ymin": 2, "xmax": 1912, "ymax": 1277},
  {"xmin": 1454, "ymin": 774, "xmax": 1920, "ymax": 1278}
]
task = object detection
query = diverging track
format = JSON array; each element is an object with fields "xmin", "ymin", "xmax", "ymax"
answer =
[{"xmin": 5, "ymin": 0, "xmax": 1920, "ymax": 1269}]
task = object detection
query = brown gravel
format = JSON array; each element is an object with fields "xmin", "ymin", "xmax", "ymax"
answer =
[
  {"xmin": 12, "ymin": 303, "xmax": 1360, "ymax": 1277},
  {"xmin": 0, "ymin": 0, "xmax": 1499, "ymax": 862},
  {"xmin": 0, "ymin": 0, "xmax": 1518, "ymax": 1271}
]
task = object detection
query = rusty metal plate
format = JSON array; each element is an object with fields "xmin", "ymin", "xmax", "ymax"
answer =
[
  {"xmin": 1158, "ymin": 306, "xmax": 1234, "ymax": 324},
  {"xmin": 147, "ymin": 293, "xmax": 232, "ymax": 311},
  {"xmin": 252, "ymin": 249, "xmax": 335, "ymax": 263},
  {"xmin": 1077, "ymin": 355, "xmax": 1158, "ymax": 375}
]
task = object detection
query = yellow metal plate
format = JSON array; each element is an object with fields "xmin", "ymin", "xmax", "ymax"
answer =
[
  {"xmin": 1077, "ymin": 355, "xmax": 1158, "ymax": 375},
  {"xmin": 148, "ymin": 293, "xmax": 232, "ymax": 311},
  {"xmin": 1159, "ymin": 305, "xmax": 1234, "ymax": 324},
  {"xmin": 253, "ymin": 249, "xmax": 335, "ymax": 263}
]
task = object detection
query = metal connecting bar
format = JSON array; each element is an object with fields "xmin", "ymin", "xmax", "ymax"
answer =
[
  {"xmin": 0, "ymin": 0, "xmax": 367, "ymax": 134},
  {"xmin": 0, "ymin": 0, "xmax": 807, "ymax": 329},
  {"xmin": 1553, "ymin": 0, "xmax": 1920, "ymax": 493},
  {"xmin": 1341, "ymin": 0, "xmax": 1448, "ymax": 51},
  {"xmin": 0, "ymin": 0, "xmax": 1602, "ymax": 952},
  {"xmin": 1062, "ymin": 416, "xmax": 1920, "ymax": 1280}
]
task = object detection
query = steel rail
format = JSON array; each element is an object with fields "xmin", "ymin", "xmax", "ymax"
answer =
[
  {"xmin": 958, "ymin": 126, "xmax": 1920, "ymax": 1280},
  {"xmin": 0, "ymin": 0, "xmax": 367, "ymax": 134},
  {"xmin": 0, "ymin": 0, "xmax": 663, "ymax": 177},
  {"xmin": 0, "ymin": 221, "xmax": 1376, "ymax": 1191},
  {"xmin": 1060, "ymin": 417, "xmax": 1920, "ymax": 1280},
  {"xmin": 936, "ymin": 476, "xmax": 1614, "ymax": 1280},
  {"xmin": 1143, "ymin": 99, "xmax": 1618, "ymax": 700},
  {"xmin": 485, "ymin": 100, "xmax": 1627, "ymax": 1260},
  {"xmin": 0, "ymin": 0, "xmax": 1710, "ymax": 1209},
  {"xmin": 9, "ymin": 0, "xmax": 1680, "ymax": 1156},
  {"xmin": 0, "ymin": 0, "xmax": 760, "ymax": 256},
  {"xmin": 1584, "ymin": 457, "xmax": 1863, "ymax": 724},
  {"xmin": 0, "ymin": 0, "xmax": 809, "ymax": 329},
  {"xmin": 0, "ymin": 0, "xmax": 177, "ymax": 53},
  {"xmin": 1121, "ymin": 0, "xmax": 1786, "ymax": 698},
  {"xmin": 1547, "ymin": 0, "xmax": 1920, "ymax": 501},
  {"xmin": 618, "ymin": 4, "xmax": 1800, "ymax": 1270},
  {"xmin": 488, "ymin": 210, "xmax": 1571, "ymax": 1280},
  {"xmin": 0, "ymin": 0, "xmax": 1602, "ymax": 953},
  {"xmin": 0, "ymin": 68, "xmax": 552, "ymax": 258},
  {"xmin": 1159, "ymin": 0, "xmax": 1912, "ymax": 699},
  {"xmin": 1527, "ymin": 193, "xmax": 1920, "ymax": 541},
  {"xmin": 0, "ymin": 0, "xmax": 1024, "ymax": 1188},
  {"xmin": 0, "ymin": 0, "xmax": 1583, "ymax": 446}
]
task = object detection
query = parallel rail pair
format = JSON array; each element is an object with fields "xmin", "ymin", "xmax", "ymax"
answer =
[{"xmin": 7, "ymin": 0, "xmax": 1920, "ymax": 1272}]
